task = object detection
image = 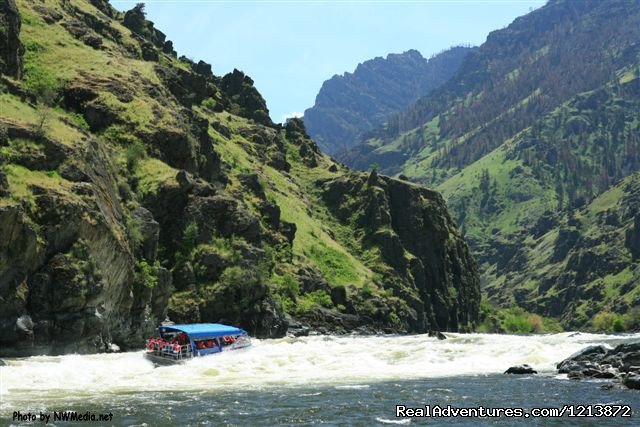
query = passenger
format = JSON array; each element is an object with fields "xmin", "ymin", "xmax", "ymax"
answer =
[
  {"xmin": 206, "ymin": 340, "xmax": 214, "ymax": 348},
  {"xmin": 196, "ymin": 341, "xmax": 205, "ymax": 350},
  {"xmin": 177, "ymin": 333, "xmax": 188, "ymax": 345}
]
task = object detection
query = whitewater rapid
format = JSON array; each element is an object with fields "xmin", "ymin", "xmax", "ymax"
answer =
[{"xmin": 1, "ymin": 332, "xmax": 639, "ymax": 409}]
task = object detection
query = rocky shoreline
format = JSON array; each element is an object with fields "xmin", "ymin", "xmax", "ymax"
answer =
[
  {"xmin": 556, "ymin": 342, "xmax": 640, "ymax": 390},
  {"xmin": 502, "ymin": 338, "xmax": 640, "ymax": 391}
]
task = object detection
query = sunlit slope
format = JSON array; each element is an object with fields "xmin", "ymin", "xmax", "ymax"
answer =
[{"xmin": 0, "ymin": 0, "xmax": 480, "ymax": 357}]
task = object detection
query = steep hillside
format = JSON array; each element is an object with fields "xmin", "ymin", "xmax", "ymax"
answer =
[
  {"xmin": 0, "ymin": 0, "xmax": 479, "ymax": 356},
  {"xmin": 483, "ymin": 171, "xmax": 640, "ymax": 331},
  {"xmin": 303, "ymin": 47, "xmax": 471, "ymax": 155},
  {"xmin": 339, "ymin": 0, "xmax": 640, "ymax": 329}
]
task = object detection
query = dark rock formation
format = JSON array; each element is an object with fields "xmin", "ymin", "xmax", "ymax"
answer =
[
  {"xmin": 321, "ymin": 173, "xmax": 480, "ymax": 332},
  {"xmin": 0, "ymin": 0, "xmax": 24, "ymax": 79},
  {"xmin": 221, "ymin": 69, "xmax": 272, "ymax": 125},
  {"xmin": 428, "ymin": 330, "xmax": 447, "ymax": 340},
  {"xmin": 557, "ymin": 343, "xmax": 640, "ymax": 388},
  {"xmin": 155, "ymin": 64, "xmax": 217, "ymax": 107},
  {"xmin": 626, "ymin": 215, "xmax": 640, "ymax": 259},
  {"xmin": 624, "ymin": 374, "xmax": 640, "ymax": 390},
  {"xmin": 504, "ymin": 364, "xmax": 537, "ymax": 374}
]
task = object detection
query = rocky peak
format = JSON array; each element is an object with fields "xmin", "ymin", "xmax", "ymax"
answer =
[{"xmin": 221, "ymin": 69, "xmax": 272, "ymax": 126}]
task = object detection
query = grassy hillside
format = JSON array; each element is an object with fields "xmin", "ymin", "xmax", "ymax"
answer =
[
  {"xmin": 339, "ymin": 0, "xmax": 640, "ymax": 330},
  {"xmin": 0, "ymin": 0, "xmax": 479, "ymax": 356}
]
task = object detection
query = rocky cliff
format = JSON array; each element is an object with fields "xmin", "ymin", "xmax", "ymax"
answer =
[
  {"xmin": 0, "ymin": 0, "xmax": 479, "ymax": 356},
  {"xmin": 0, "ymin": 0, "xmax": 24, "ymax": 78}
]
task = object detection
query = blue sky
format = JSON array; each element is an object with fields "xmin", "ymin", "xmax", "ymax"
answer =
[{"xmin": 113, "ymin": 0, "xmax": 545, "ymax": 122}]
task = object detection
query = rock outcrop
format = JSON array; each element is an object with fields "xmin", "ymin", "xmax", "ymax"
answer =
[
  {"xmin": 557, "ymin": 343, "xmax": 640, "ymax": 388},
  {"xmin": 321, "ymin": 171, "xmax": 480, "ymax": 332},
  {"xmin": 0, "ymin": 0, "xmax": 24, "ymax": 78}
]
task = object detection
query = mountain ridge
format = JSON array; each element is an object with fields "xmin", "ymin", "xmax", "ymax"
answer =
[
  {"xmin": 303, "ymin": 46, "xmax": 472, "ymax": 155},
  {"xmin": 337, "ymin": 0, "xmax": 640, "ymax": 331}
]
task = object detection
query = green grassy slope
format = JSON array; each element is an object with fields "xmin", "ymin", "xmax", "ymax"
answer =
[
  {"xmin": 0, "ymin": 0, "xmax": 479, "ymax": 356},
  {"xmin": 338, "ymin": 0, "xmax": 640, "ymax": 330}
]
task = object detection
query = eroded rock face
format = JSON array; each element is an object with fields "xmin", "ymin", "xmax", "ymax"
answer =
[
  {"xmin": 0, "ymin": 0, "xmax": 24, "ymax": 79},
  {"xmin": 626, "ymin": 215, "xmax": 640, "ymax": 259},
  {"xmin": 321, "ymin": 172, "xmax": 481, "ymax": 332},
  {"xmin": 0, "ymin": 143, "xmax": 162, "ymax": 356}
]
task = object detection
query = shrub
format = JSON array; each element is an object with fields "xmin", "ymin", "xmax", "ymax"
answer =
[
  {"xmin": 126, "ymin": 214, "xmax": 144, "ymax": 250},
  {"xmin": 612, "ymin": 317, "xmax": 625, "ymax": 333},
  {"xmin": 592, "ymin": 311, "xmax": 624, "ymax": 333},
  {"xmin": 297, "ymin": 290, "xmax": 332, "ymax": 314},
  {"xmin": 103, "ymin": 125, "xmax": 140, "ymax": 146},
  {"xmin": 202, "ymin": 98, "xmax": 217, "ymax": 111},
  {"xmin": 125, "ymin": 141, "xmax": 146, "ymax": 172},
  {"xmin": 135, "ymin": 260, "xmax": 158, "ymax": 288},
  {"xmin": 273, "ymin": 294, "xmax": 296, "ymax": 314},
  {"xmin": 502, "ymin": 312, "xmax": 532, "ymax": 333},
  {"xmin": 272, "ymin": 272, "xmax": 300, "ymax": 299},
  {"xmin": 219, "ymin": 263, "xmax": 269, "ymax": 292},
  {"xmin": 623, "ymin": 307, "xmax": 640, "ymax": 331},
  {"xmin": 526, "ymin": 314, "xmax": 544, "ymax": 333},
  {"xmin": 182, "ymin": 221, "xmax": 199, "ymax": 253}
]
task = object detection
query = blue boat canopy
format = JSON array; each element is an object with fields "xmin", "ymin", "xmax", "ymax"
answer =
[{"xmin": 158, "ymin": 323, "xmax": 247, "ymax": 339}]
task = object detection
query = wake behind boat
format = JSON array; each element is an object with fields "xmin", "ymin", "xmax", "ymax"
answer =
[{"xmin": 144, "ymin": 323, "xmax": 251, "ymax": 366}]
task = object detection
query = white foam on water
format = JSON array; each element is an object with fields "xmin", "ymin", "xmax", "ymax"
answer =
[
  {"xmin": 376, "ymin": 417, "xmax": 412, "ymax": 424},
  {"xmin": 1, "ymin": 332, "xmax": 638, "ymax": 409}
]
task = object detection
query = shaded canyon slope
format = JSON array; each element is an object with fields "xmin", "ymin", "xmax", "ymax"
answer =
[
  {"xmin": 303, "ymin": 47, "xmax": 472, "ymax": 156},
  {"xmin": 0, "ymin": 0, "xmax": 479, "ymax": 356},
  {"xmin": 338, "ymin": 0, "xmax": 640, "ymax": 330}
]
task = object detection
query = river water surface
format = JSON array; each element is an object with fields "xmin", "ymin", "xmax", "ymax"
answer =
[{"xmin": 1, "ymin": 332, "xmax": 639, "ymax": 425}]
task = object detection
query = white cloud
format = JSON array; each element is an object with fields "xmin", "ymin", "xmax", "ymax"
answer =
[{"xmin": 282, "ymin": 112, "xmax": 304, "ymax": 122}]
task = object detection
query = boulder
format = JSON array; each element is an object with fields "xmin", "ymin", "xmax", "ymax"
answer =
[
  {"xmin": 176, "ymin": 170, "xmax": 194, "ymax": 193},
  {"xmin": 238, "ymin": 173, "xmax": 265, "ymax": 198},
  {"xmin": 281, "ymin": 221, "xmax": 297, "ymax": 246},
  {"xmin": 83, "ymin": 99, "xmax": 120, "ymax": 131},
  {"xmin": 626, "ymin": 215, "xmax": 640, "ymax": 259},
  {"xmin": 0, "ymin": 168, "xmax": 10, "ymax": 197},
  {"xmin": 192, "ymin": 60, "xmax": 212, "ymax": 77},
  {"xmin": 557, "ymin": 345, "xmax": 608, "ymax": 373},
  {"xmin": 624, "ymin": 374, "xmax": 640, "ymax": 390},
  {"xmin": 260, "ymin": 201, "xmax": 281, "ymax": 229},
  {"xmin": 286, "ymin": 315, "xmax": 310, "ymax": 337},
  {"xmin": 504, "ymin": 364, "xmax": 537, "ymax": 375},
  {"xmin": 428, "ymin": 330, "xmax": 447, "ymax": 340}
]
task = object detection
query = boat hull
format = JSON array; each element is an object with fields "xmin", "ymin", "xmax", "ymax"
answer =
[{"xmin": 144, "ymin": 352, "xmax": 186, "ymax": 366}]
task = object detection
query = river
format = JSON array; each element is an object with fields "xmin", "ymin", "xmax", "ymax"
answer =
[{"xmin": 1, "ymin": 332, "xmax": 639, "ymax": 425}]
